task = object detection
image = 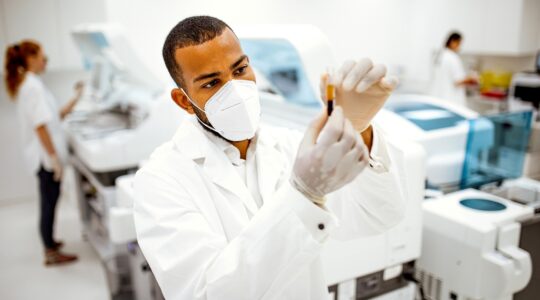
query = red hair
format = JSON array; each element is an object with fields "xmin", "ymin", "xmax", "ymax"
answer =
[{"xmin": 4, "ymin": 40, "xmax": 41, "ymax": 99}]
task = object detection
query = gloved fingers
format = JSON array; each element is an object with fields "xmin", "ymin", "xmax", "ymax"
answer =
[
  {"xmin": 317, "ymin": 106, "xmax": 345, "ymax": 147},
  {"xmin": 333, "ymin": 146, "xmax": 365, "ymax": 183},
  {"xmin": 343, "ymin": 157, "xmax": 368, "ymax": 183},
  {"xmin": 379, "ymin": 75, "xmax": 399, "ymax": 91},
  {"xmin": 320, "ymin": 120, "xmax": 356, "ymax": 173},
  {"xmin": 53, "ymin": 168, "xmax": 63, "ymax": 182},
  {"xmin": 320, "ymin": 143, "xmax": 345, "ymax": 173},
  {"xmin": 342, "ymin": 58, "xmax": 373, "ymax": 91},
  {"xmin": 355, "ymin": 64, "xmax": 387, "ymax": 93},
  {"xmin": 333, "ymin": 60, "xmax": 355, "ymax": 86},
  {"xmin": 300, "ymin": 109, "xmax": 328, "ymax": 150},
  {"xmin": 343, "ymin": 142, "xmax": 369, "ymax": 183},
  {"xmin": 335, "ymin": 119, "xmax": 356, "ymax": 152}
]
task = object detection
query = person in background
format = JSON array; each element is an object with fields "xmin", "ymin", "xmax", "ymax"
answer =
[
  {"xmin": 430, "ymin": 31, "xmax": 478, "ymax": 107},
  {"xmin": 4, "ymin": 40, "xmax": 82, "ymax": 266}
]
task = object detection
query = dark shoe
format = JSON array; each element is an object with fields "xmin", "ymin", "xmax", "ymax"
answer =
[
  {"xmin": 52, "ymin": 240, "xmax": 64, "ymax": 250},
  {"xmin": 44, "ymin": 249, "xmax": 78, "ymax": 266}
]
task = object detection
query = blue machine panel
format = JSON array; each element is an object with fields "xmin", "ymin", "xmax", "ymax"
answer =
[
  {"xmin": 460, "ymin": 111, "xmax": 533, "ymax": 189},
  {"xmin": 385, "ymin": 102, "xmax": 466, "ymax": 131}
]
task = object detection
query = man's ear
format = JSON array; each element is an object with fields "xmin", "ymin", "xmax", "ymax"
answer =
[{"xmin": 171, "ymin": 88, "xmax": 194, "ymax": 114}]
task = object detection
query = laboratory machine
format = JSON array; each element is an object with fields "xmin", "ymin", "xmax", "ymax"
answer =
[
  {"xmin": 509, "ymin": 65, "xmax": 540, "ymax": 180},
  {"xmin": 379, "ymin": 95, "xmax": 480, "ymax": 191},
  {"xmin": 109, "ymin": 25, "xmax": 427, "ymax": 300},
  {"xmin": 66, "ymin": 24, "xmax": 183, "ymax": 299},
  {"xmin": 380, "ymin": 92, "xmax": 540, "ymax": 299},
  {"xmin": 414, "ymin": 111, "xmax": 540, "ymax": 300}
]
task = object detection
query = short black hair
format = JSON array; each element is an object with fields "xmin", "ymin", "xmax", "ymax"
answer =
[
  {"xmin": 162, "ymin": 16, "xmax": 232, "ymax": 88},
  {"xmin": 445, "ymin": 31, "xmax": 462, "ymax": 48}
]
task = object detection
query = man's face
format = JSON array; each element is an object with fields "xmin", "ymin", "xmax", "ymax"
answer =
[{"xmin": 170, "ymin": 28, "xmax": 256, "ymax": 122}]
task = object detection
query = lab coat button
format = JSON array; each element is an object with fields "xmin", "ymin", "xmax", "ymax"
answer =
[{"xmin": 318, "ymin": 223, "xmax": 325, "ymax": 230}]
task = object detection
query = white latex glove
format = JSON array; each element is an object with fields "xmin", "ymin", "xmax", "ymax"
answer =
[
  {"xmin": 50, "ymin": 155, "xmax": 63, "ymax": 182},
  {"xmin": 321, "ymin": 58, "xmax": 398, "ymax": 132},
  {"xmin": 291, "ymin": 106, "xmax": 368, "ymax": 206}
]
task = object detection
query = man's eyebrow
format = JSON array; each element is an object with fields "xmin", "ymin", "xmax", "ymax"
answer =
[
  {"xmin": 193, "ymin": 71, "xmax": 221, "ymax": 83},
  {"xmin": 230, "ymin": 55, "xmax": 248, "ymax": 70},
  {"xmin": 192, "ymin": 55, "xmax": 247, "ymax": 83}
]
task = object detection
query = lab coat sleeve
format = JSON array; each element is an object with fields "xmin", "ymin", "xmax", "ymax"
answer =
[
  {"xmin": 446, "ymin": 53, "xmax": 466, "ymax": 84},
  {"xmin": 325, "ymin": 125, "xmax": 406, "ymax": 239},
  {"xmin": 133, "ymin": 162, "xmax": 337, "ymax": 300}
]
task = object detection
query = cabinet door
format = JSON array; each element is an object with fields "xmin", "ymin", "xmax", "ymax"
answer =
[
  {"xmin": 518, "ymin": 0, "xmax": 540, "ymax": 53},
  {"xmin": 474, "ymin": 0, "xmax": 522, "ymax": 55}
]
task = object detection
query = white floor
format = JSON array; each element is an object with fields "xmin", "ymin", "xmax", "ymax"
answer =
[{"xmin": 0, "ymin": 177, "xmax": 109, "ymax": 300}]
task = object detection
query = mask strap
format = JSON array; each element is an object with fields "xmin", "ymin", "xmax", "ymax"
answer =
[
  {"xmin": 180, "ymin": 88, "xmax": 219, "ymax": 133},
  {"xmin": 180, "ymin": 88, "xmax": 205, "ymax": 112}
]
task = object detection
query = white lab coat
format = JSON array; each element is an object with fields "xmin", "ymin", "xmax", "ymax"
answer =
[
  {"xmin": 133, "ymin": 117, "xmax": 405, "ymax": 300},
  {"xmin": 430, "ymin": 48, "xmax": 467, "ymax": 106},
  {"xmin": 15, "ymin": 72, "xmax": 68, "ymax": 174}
]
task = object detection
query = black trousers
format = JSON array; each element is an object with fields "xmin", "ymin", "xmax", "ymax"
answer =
[{"xmin": 37, "ymin": 166, "xmax": 60, "ymax": 249}]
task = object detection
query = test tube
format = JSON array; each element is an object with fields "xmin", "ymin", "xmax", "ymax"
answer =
[{"xmin": 326, "ymin": 73, "xmax": 335, "ymax": 116}]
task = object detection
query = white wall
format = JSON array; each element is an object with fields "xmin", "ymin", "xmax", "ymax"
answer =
[
  {"xmin": 0, "ymin": 0, "xmax": 107, "ymax": 70},
  {"xmin": 103, "ymin": 0, "xmax": 417, "ymax": 85},
  {"xmin": 103, "ymin": 0, "xmax": 539, "ymax": 92}
]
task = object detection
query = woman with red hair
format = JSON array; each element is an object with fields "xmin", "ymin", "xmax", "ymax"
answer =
[{"xmin": 4, "ymin": 40, "xmax": 82, "ymax": 266}]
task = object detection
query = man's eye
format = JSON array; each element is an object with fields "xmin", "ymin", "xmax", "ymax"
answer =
[
  {"xmin": 202, "ymin": 79, "xmax": 219, "ymax": 89},
  {"xmin": 234, "ymin": 65, "xmax": 248, "ymax": 76}
]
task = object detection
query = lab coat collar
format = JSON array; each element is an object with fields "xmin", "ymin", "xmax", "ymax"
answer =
[
  {"xmin": 172, "ymin": 117, "xmax": 285, "ymax": 214},
  {"xmin": 172, "ymin": 117, "xmax": 259, "ymax": 216}
]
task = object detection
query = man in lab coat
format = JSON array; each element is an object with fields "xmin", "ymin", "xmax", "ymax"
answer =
[{"xmin": 134, "ymin": 16, "xmax": 405, "ymax": 300}]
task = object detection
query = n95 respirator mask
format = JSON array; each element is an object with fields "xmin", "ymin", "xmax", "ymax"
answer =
[{"xmin": 182, "ymin": 80, "xmax": 261, "ymax": 141}]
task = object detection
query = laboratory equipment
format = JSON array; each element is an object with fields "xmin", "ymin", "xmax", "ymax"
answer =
[
  {"xmin": 378, "ymin": 94, "xmax": 480, "ymax": 191},
  {"xmin": 509, "ymin": 70, "xmax": 540, "ymax": 179},
  {"xmin": 509, "ymin": 72, "xmax": 540, "ymax": 112},
  {"xmin": 68, "ymin": 23, "xmax": 183, "ymax": 172},
  {"xmin": 415, "ymin": 111, "xmax": 540, "ymax": 300},
  {"xmin": 417, "ymin": 189, "xmax": 534, "ymax": 300},
  {"xmin": 536, "ymin": 49, "xmax": 540, "ymax": 74},
  {"xmin": 67, "ymin": 23, "xmax": 183, "ymax": 299}
]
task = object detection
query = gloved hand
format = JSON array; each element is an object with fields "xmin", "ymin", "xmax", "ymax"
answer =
[
  {"xmin": 74, "ymin": 81, "xmax": 85, "ymax": 100},
  {"xmin": 291, "ymin": 106, "xmax": 368, "ymax": 206},
  {"xmin": 321, "ymin": 58, "xmax": 398, "ymax": 132},
  {"xmin": 50, "ymin": 154, "xmax": 63, "ymax": 182}
]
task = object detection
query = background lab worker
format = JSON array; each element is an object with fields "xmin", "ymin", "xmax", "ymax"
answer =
[
  {"xmin": 134, "ymin": 16, "xmax": 405, "ymax": 299},
  {"xmin": 430, "ymin": 31, "xmax": 478, "ymax": 106},
  {"xmin": 4, "ymin": 40, "xmax": 82, "ymax": 266}
]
